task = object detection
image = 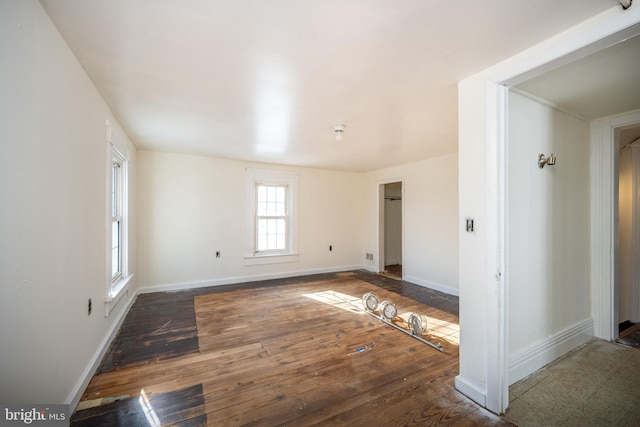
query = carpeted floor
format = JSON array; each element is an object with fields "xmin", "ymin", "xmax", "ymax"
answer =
[{"xmin": 506, "ymin": 339, "xmax": 640, "ymax": 426}]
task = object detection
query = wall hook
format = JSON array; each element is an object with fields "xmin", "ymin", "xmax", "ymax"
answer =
[{"xmin": 538, "ymin": 153, "xmax": 556, "ymax": 168}]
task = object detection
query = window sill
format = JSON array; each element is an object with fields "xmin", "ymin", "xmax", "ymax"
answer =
[
  {"xmin": 244, "ymin": 253, "xmax": 299, "ymax": 266},
  {"xmin": 105, "ymin": 274, "xmax": 133, "ymax": 317}
]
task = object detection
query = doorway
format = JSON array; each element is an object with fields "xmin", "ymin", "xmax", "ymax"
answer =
[
  {"xmin": 459, "ymin": 16, "xmax": 640, "ymax": 414},
  {"xmin": 617, "ymin": 125, "xmax": 640, "ymax": 347},
  {"xmin": 378, "ymin": 181, "xmax": 403, "ymax": 279}
]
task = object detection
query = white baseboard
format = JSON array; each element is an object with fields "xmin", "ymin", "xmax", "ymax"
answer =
[
  {"xmin": 65, "ymin": 290, "xmax": 138, "ymax": 411},
  {"xmin": 455, "ymin": 375, "xmax": 486, "ymax": 407},
  {"xmin": 137, "ymin": 264, "xmax": 364, "ymax": 294},
  {"xmin": 508, "ymin": 317, "xmax": 594, "ymax": 385},
  {"xmin": 403, "ymin": 275, "xmax": 459, "ymax": 296}
]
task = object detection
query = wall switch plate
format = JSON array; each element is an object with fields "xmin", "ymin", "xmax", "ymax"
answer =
[
  {"xmin": 216, "ymin": 251, "xmax": 221, "ymax": 258},
  {"xmin": 329, "ymin": 245, "xmax": 332, "ymax": 251},
  {"xmin": 466, "ymin": 218, "xmax": 475, "ymax": 233}
]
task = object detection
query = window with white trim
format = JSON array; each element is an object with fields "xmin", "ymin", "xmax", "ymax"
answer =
[
  {"xmin": 256, "ymin": 184, "xmax": 288, "ymax": 252},
  {"xmin": 245, "ymin": 169, "xmax": 298, "ymax": 265},
  {"xmin": 110, "ymin": 148, "xmax": 128, "ymax": 289}
]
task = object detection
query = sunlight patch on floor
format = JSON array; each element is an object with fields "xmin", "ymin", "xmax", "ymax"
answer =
[
  {"xmin": 302, "ymin": 290, "xmax": 365, "ymax": 314},
  {"xmin": 139, "ymin": 389, "xmax": 161, "ymax": 427},
  {"xmin": 303, "ymin": 290, "xmax": 459, "ymax": 346}
]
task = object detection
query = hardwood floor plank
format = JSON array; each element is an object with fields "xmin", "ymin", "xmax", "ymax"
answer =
[
  {"xmin": 72, "ymin": 384, "xmax": 206, "ymax": 426},
  {"xmin": 71, "ymin": 271, "xmax": 510, "ymax": 426}
]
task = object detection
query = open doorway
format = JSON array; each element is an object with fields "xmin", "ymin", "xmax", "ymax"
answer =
[
  {"xmin": 617, "ymin": 125, "xmax": 640, "ymax": 347},
  {"xmin": 464, "ymin": 18, "xmax": 640, "ymax": 414},
  {"xmin": 378, "ymin": 181, "xmax": 403, "ymax": 279}
]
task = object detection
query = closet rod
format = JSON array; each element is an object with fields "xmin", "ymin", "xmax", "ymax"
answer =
[{"xmin": 621, "ymin": 136, "xmax": 640, "ymax": 152}]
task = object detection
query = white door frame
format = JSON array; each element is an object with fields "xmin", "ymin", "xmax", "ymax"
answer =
[
  {"xmin": 477, "ymin": 9, "xmax": 640, "ymax": 414},
  {"xmin": 591, "ymin": 110, "xmax": 640, "ymax": 340},
  {"xmin": 632, "ymin": 142, "xmax": 640, "ymax": 323}
]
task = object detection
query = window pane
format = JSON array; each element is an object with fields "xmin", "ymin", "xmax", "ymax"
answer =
[
  {"xmin": 112, "ymin": 221, "xmax": 120, "ymax": 276},
  {"xmin": 112, "ymin": 247, "xmax": 119, "ymax": 276},
  {"xmin": 257, "ymin": 201, "xmax": 267, "ymax": 216},
  {"xmin": 113, "ymin": 221, "xmax": 121, "ymax": 248},
  {"xmin": 254, "ymin": 182, "xmax": 289, "ymax": 252},
  {"xmin": 266, "ymin": 201, "xmax": 275, "ymax": 216},
  {"xmin": 111, "ymin": 164, "xmax": 118, "ymax": 216},
  {"xmin": 258, "ymin": 234, "xmax": 267, "ymax": 251}
]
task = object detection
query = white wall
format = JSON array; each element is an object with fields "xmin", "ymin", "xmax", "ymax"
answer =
[
  {"xmin": 507, "ymin": 92, "xmax": 591, "ymax": 382},
  {"xmin": 364, "ymin": 154, "xmax": 459, "ymax": 295},
  {"xmin": 137, "ymin": 151, "xmax": 366, "ymax": 289},
  {"xmin": 456, "ymin": 75, "xmax": 490, "ymax": 405},
  {"xmin": 457, "ymin": 5, "xmax": 637, "ymax": 412},
  {"xmin": 619, "ymin": 147, "xmax": 633, "ymax": 323},
  {"xmin": 0, "ymin": 0, "xmax": 137, "ymax": 405}
]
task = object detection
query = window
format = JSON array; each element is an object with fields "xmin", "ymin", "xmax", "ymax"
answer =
[
  {"xmin": 245, "ymin": 169, "xmax": 298, "ymax": 265},
  {"xmin": 104, "ymin": 121, "xmax": 132, "ymax": 316},
  {"xmin": 109, "ymin": 146, "xmax": 129, "ymax": 294},
  {"xmin": 256, "ymin": 185, "xmax": 288, "ymax": 252},
  {"xmin": 111, "ymin": 154, "xmax": 124, "ymax": 282}
]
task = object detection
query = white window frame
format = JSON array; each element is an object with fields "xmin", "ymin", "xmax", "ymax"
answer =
[
  {"xmin": 111, "ymin": 149, "xmax": 126, "ymax": 284},
  {"xmin": 245, "ymin": 168, "xmax": 299, "ymax": 265},
  {"xmin": 105, "ymin": 122, "xmax": 132, "ymax": 316}
]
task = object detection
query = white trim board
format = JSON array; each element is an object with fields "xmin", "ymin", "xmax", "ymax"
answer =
[
  {"xmin": 137, "ymin": 265, "xmax": 363, "ymax": 294},
  {"xmin": 508, "ymin": 318, "xmax": 594, "ymax": 386},
  {"xmin": 403, "ymin": 275, "xmax": 459, "ymax": 297},
  {"xmin": 66, "ymin": 290, "xmax": 138, "ymax": 411},
  {"xmin": 454, "ymin": 376, "xmax": 487, "ymax": 409},
  {"xmin": 591, "ymin": 109, "xmax": 640, "ymax": 340}
]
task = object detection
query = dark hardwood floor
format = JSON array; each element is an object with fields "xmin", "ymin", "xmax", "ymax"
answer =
[{"xmin": 71, "ymin": 271, "xmax": 510, "ymax": 426}]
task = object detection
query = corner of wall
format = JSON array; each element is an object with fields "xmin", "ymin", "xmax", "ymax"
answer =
[
  {"xmin": 508, "ymin": 318, "xmax": 594, "ymax": 386},
  {"xmin": 66, "ymin": 290, "xmax": 138, "ymax": 411}
]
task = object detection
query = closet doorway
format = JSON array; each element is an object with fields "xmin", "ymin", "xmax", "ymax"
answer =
[
  {"xmin": 379, "ymin": 181, "xmax": 403, "ymax": 280},
  {"xmin": 617, "ymin": 125, "xmax": 640, "ymax": 347}
]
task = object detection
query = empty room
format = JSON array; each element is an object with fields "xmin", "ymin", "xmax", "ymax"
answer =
[{"xmin": 2, "ymin": 1, "xmax": 640, "ymax": 426}]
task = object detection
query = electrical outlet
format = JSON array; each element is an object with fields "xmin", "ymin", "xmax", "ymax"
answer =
[
  {"xmin": 216, "ymin": 251, "xmax": 221, "ymax": 258},
  {"xmin": 88, "ymin": 298, "xmax": 92, "ymax": 316}
]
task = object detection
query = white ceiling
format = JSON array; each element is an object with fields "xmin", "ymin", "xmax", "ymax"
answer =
[
  {"xmin": 516, "ymin": 30, "xmax": 640, "ymax": 149},
  {"xmin": 516, "ymin": 33, "xmax": 640, "ymax": 121},
  {"xmin": 41, "ymin": 0, "xmax": 621, "ymax": 171}
]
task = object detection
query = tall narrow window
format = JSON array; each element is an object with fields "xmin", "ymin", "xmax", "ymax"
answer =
[
  {"xmin": 111, "ymin": 160, "xmax": 123, "ymax": 282},
  {"xmin": 245, "ymin": 169, "xmax": 298, "ymax": 265},
  {"xmin": 110, "ymin": 148, "xmax": 127, "ymax": 289},
  {"xmin": 256, "ymin": 184, "xmax": 288, "ymax": 252}
]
